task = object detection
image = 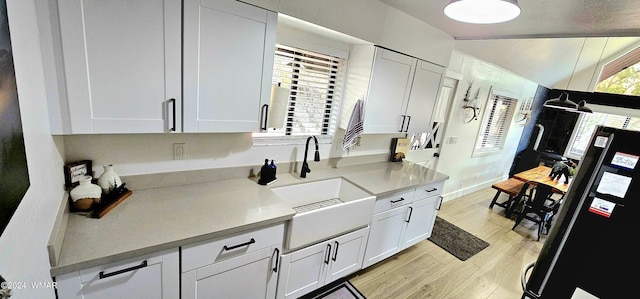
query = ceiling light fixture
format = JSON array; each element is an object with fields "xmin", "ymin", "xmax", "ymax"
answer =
[
  {"xmin": 444, "ymin": 0, "xmax": 521, "ymax": 24},
  {"xmin": 543, "ymin": 38, "xmax": 594, "ymax": 114}
]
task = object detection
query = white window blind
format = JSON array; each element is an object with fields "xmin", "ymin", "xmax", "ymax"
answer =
[
  {"xmin": 473, "ymin": 91, "xmax": 517, "ymax": 156},
  {"xmin": 259, "ymin": 44, "xmax": 345, "ymax": 137}
]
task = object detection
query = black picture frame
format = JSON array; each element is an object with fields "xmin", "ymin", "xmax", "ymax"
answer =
[{"xmin": 64, "ymin": 160, "xmax": 92, "ymax": 189}]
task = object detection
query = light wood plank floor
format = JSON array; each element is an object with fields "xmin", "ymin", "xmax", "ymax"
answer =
[{"xmin": 349, "ymin": 187, "xmax": 547, "ymax": 299}]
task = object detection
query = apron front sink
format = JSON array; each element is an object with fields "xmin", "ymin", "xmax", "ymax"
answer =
[{"xmin": 271, "ymin": 178, "xmax": 376, "ymax": 250}]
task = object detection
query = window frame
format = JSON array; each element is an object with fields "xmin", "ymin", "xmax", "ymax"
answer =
[
  {"xmin": 472, "ymin": 89, "xmax": 518, "ymax": 157},
  {"xmin": 565, "ymin": 109, "xmax": 640, "ymax": 160}
]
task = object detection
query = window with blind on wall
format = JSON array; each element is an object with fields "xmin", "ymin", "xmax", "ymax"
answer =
[
  {"xmin": 472, "ymin": 91, "xmax": 517, "ymax": 156},
  {"xmin": 565, "ymin": 112, "xmax": 640, "ymax": 159},
  {"xmin": 254, "ymin": 44, "xmax": 346, "ymax": 143}
]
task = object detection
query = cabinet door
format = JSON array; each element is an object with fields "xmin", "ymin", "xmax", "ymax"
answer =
[
  {"xmin": 183, "ymin": 0, "xmax": 277, "ymax": 132},
  {"xmin": 402, "ymin": 196, "xmax": 442, "ymax": 249},
  {"xmin": 364, "ymin": 48, "xmax": 416, "ymax": 133},
  {"xmin": 362, "ymin": 206, "xmax": 409, "ymax": 268},
  {"xmin": 56, "ymin": 249, "xmax": 179, "ymax": 299},
  {"xmin": 182, "ymin": 246, "xmax": 280, "ymax": 299},
  {"xmin": 277, "ymin": 242, "xmax": 330, "ymax": 299},
  {"xmin": 325, "ymin": 227, "xmax": 369, "ymax": 284},
  {"xmin": 405, "ymin": 60, "xmax": 444, "ymax": 133},
  {"xmin": 57, "ymin": 0, "xmax": 181, "ymax": 133}
]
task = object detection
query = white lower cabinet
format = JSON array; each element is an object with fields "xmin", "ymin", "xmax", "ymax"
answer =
[
  {"xmin": 363, "ymin": 181, "xmax": 444, "ymax": 268},
  {"xmin": 276, "ymin": 227, "xmax": 370, "ymax": 299},
  {"xmin": 402, "ymin": 196, "xmax": 442, "ymax": 249},
  {"xmin": 55, "ymin": 249, "xmax": 179, "ymax": 299},
  {"xmin": 181, "ymin": 223, "xmax": 284, "ymax": 299}
]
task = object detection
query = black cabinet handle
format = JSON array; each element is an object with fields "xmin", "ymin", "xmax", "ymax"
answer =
[
  {"xmin": 404, "ymin": 115, "xmax": 411, "ymax": 132},
  {"xmin": 399, "ymin": 115, "xmax": 406, "ymax": 132},
  {"xmin": 406, "ymin": 206, "xmax": 413, "ymax": 223},
  {"xmin": 261, "ymin": 104, "xmax": 269, "ymax": 130},
  {"xmin": 332, "ymin": 241, "xmax": 339, "ymax": 262},
  {"xmin": 324, "ymin": 244, "xmax": 332, "ymax": 265},
  {"xmin": 99, "ymin": 260, "xmax": 147, "ymax": 279},
  {"xmin": 390, "ymin": 197, "xmax": 405, "ymax": 204},
  {"xmin": 168, "ymin": 98, "xmax": 176, "ymax": 132},
  {"xmin": 223, "ymin": 238, "xmax": 255, "ymax": 251},
  {"xmin": 272, "ymin": 248, "xmax": 280, "ymax": 273},
  {"xmin": 437, "ymin": 196, "xmax": 443, "ymax": 211},
  {"xmin": 425, "ymin": 187, "xmax": 438, "ymax": 192}
]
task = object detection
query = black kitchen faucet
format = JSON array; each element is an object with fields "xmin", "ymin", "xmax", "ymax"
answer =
[{"xmin": 300, "ymin": 136, "xmax": 320, "ymax": 178}]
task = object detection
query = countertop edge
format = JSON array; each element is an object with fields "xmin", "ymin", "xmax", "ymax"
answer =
[{"xmin": 50, "ymin": 214, "xmax": 293, "ymax": 277}]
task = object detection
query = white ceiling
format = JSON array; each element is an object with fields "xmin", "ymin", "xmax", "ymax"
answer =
[{"xmin": 379, "ymin": 0, "xmax": 640, "ymax": 89}]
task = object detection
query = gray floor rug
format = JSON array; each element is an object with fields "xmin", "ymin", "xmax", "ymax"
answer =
[{"xmin": 428, "ymin": 216, "xmax": 490, "ymax": 261}]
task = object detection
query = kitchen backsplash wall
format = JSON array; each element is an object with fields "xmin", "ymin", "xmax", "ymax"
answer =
[{"xmin": 63, "ymin": 129, "xmax": 404, "ymax": 178}]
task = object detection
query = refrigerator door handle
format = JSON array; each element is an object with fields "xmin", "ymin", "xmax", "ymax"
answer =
[{"xmin": 521, "ymin": 262, "xmax": 536, "ymax": 291}]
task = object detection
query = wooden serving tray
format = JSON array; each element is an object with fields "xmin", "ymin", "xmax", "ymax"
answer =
[{"xmin": 92, "ymin": 189, "xmax": 132, "ymax": 219}]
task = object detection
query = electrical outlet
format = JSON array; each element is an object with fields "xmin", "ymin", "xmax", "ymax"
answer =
[{"xmin": 173, "ymin": 143, "xmax": 185, "ymax": 160}]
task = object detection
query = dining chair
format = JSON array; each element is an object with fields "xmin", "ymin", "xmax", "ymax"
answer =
[{"xmin": 512, "ymin": 183, "xmax": 562, "ymax": 241}]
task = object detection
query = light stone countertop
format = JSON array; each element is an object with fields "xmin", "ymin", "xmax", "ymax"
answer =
[{"xmin": 50, "ymin": 161, "xmax": 448, "ymax": 277}]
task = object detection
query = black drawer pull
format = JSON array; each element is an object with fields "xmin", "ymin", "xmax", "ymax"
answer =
[
  {"xmin": 425, "ymin": 188, "xmax": 437, "ymax": 192},
  {"xmin": 99, "ymin": 260, "xmax": 148, "ymax": 279},
  {"xmin": 406, "ymin": 206, "xmax": 413, "ymax": 223},
  {"xmin": 168, "ymin": 98, "xmax": 176, "ymax": 132},
  {"xmin": 272, "ymin": 248, "xmax": 280, "ymax": 273},
  {"xmin": 332, "ymin": 241, "xmax": 339, "ymax": 262},
  {"xmin": 404, "ymin": 115, "xmax": 411, "ymax": 132},
  {"xmin": 390, "ymin": 197, "xmax": 405, "ymax": 204},
  {"xmin": 223, "ymin": 238, "xmax": 256, "ymax": 251},
  {"xmin": 261, "ymin": 104, "xmax": 269, "ymax": 130},
  {"xmin": 325, "ymin": 244, "xmax": 332, "ymax": 264}
]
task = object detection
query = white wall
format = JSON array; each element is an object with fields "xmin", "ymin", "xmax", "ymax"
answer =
[
  {"xmin": 436, "ymin": 50, "xmax": 539, "ymax": 198},
  {"xmin": 241, "ymin": 0, "xmax": 454, "ymax": 67},
  {"xmin": 0, "ymin": 0, "xmax": 66, "ymax": 298}
]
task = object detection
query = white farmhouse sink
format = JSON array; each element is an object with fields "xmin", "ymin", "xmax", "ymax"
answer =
[{"xmin": 271, "ymin": 178, "xmax": 376, "ymax": 250}]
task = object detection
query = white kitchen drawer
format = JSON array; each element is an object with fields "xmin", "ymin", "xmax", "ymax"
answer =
[
  {"xmin": 414, "ymin": 180, "xmax": 444, "ymax": 200},
  {"xmin": 373, "ymin": 188, "xmax": 415, "ymax": 214},
  {"xmin": 56, "ymin": 248, "xmax": 179, "ymax": 299},
  {"xmin": 182, "ymin": 223, "xmax": 284, "ymax": 272}
]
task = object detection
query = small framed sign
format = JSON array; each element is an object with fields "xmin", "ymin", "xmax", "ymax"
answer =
[{"xmin": 64, "ymin": 160, "xmax": 92, "ymax": 189}]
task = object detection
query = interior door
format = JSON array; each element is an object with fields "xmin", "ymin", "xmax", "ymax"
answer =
[{"xmin": 406, "ymin": 76, "xmax": 458, "ymax": 170}]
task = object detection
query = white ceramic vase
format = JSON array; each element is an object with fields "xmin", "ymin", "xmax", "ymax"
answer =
[
  {"xmin": 70, "ymin": 176, "xmax": 102, "ymax": 210},
  {"xmin": 97, "ymin": 164, "xmax": 122, "ymax": 194}
]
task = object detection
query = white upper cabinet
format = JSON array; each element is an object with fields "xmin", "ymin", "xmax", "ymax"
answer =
[
  {"xmin": 53, "ymin": 0, "xmax": 276, "ymax": 134},
  {"xmin": 364, "ymin": 48, "xmax": 416, "ymax": 133},
  {"xmin": 56, "ymin": 0, "xmax": 182, "ymax": 134},
  {"xmin": 404, "ymin": 60, "xmax": 445, "ymax": 133},
  {"xmin": 341, "ymin": 45, "xmax": 444, "ymax": 134},
  {"xmin": 183, "ymin": 0, "xmax": 277, "ymax": 132}
]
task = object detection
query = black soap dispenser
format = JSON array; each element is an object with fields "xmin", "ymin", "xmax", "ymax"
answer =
[{"xmin": 258, "ymin": 159, "xmax": 271, "ymax": 185}]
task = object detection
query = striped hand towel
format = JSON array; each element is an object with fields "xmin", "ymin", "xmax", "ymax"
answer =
[{"xmin": 343, "ymin": 99, "xmax": 364, "ymax": 153}]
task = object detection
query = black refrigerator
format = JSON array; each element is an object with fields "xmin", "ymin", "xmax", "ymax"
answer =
[{"xmin": 522, "ymin": 126, "xmax": 638, "ymax": 299}]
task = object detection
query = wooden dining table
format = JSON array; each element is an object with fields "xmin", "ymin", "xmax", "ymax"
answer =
[{"xmin": 512, "ymin": 165, "xmax": 571, "ymax": 194}]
